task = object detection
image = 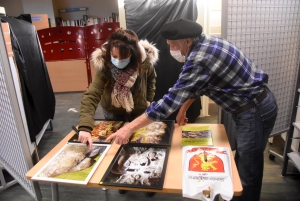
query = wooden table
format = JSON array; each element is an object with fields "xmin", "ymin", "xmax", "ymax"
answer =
[{"xmin": 26, "ymin": 124, "xmax": 242, "ymax": 200}]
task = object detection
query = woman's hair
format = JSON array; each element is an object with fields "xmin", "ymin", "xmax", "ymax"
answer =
[{"xmin": 102, "ymin": 29, "xmax": 142, "ymax": 74}]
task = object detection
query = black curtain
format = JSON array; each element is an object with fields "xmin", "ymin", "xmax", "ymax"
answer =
[
  {"xmin": 125, "ymin": 0, "xmax": 201, "ymax": 122},
  {"xmin": 1, "ymin": 16, "xmax": 55, "ymax": 142}
]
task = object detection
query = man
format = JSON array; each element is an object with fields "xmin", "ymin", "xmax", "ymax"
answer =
[{"xmin": 105, "ymin": 19, "xmax": 278, "ymax": 201}]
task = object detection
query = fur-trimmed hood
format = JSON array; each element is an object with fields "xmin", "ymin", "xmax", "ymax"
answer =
[{"xmin": 91, "ymin": 39, "xmax": 159, "ymax": 71}]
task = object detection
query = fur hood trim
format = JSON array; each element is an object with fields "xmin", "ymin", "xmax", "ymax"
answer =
[{"xmin": 91, "ymin": 40, "xmax": 159, "ymax": 71}]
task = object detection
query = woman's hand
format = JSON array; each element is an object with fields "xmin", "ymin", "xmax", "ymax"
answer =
[
  {"xmin": 147, "ymin": 101, "xmax": 151, "ymax": 107},
  {"xmin": 78, "ymin": 131, "xmax": 93, "ymax": 149}
]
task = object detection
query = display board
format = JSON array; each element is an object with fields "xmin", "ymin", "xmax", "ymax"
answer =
[
  {"xmin": 221, "ymin": 0, "xmax": 300, "ymax": 149},
  {"xmin": 0, "ymin": 29, "xmax": 42, "ymax": 200}
]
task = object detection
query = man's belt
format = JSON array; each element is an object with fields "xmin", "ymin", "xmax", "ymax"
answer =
[{"xmin": 233, "ymin": 88, "xmax": 268, "ymax": 114}]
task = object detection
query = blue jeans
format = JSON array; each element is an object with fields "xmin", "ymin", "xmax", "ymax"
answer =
[{"xmin": 232, "ymin": 90, "xmax": 278, "ymax": 201}]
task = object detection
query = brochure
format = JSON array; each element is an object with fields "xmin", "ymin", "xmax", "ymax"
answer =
[{"xmin": 182, "ymin": 125, "xmax": 213, "ymax": 146}]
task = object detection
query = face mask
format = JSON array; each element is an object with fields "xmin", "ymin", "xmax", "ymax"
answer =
[
  {"xmin": 111, "ymin": 56, "xmax": 130, "ymax": 69},
  {"xmin": 170, "ymin": 50, "xmax": 186, "ymax": 63},
  {"xmin": 170, "ymin": 40, "xmax": 186, "ymax": 63}
]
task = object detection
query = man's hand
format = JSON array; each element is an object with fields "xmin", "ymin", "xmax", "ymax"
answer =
[
  {"xmin": 78, "ymin": 131, "xmax": 93, "ymax": 149},
  {"xmin": 106, "ymin": 113, "xmax": 154, "ymax": 144},
  {"xmin": 176, "ymin": 110, "xmax": 188, "ymax": 126},
  {"xmin": 176, "ymin": 98, "xmax": 195, "ymax": 126},
  {"xmin": 106, "ymin": 125, "xmax": 133, "ymax": 145}
]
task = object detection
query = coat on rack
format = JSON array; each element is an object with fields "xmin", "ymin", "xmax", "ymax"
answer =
[{"xmin": 1, "ymin": 16, "xmax": 55, "ymax": 142}]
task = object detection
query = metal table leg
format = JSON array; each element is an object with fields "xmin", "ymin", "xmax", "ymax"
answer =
[{"xmin": 51, "ymin": 183, "xmax": 59, "ymax": 201}]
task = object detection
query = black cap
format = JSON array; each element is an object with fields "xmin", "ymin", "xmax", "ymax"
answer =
[{"xmin": 160, "ymin": 19, "xmax": 203, "ymax": 40}]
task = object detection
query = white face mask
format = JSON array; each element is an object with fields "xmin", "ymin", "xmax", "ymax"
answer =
[
  {"xmin": 111, "ymin": 56, "xmax": 130, "ymax": 69},
  {"xmin": 170, "ymin": 50, "xmax": 186, "ymax": 63},
  {"xmin": 170, "ymin": 40, "xmax": 186, "ymax": 63}
]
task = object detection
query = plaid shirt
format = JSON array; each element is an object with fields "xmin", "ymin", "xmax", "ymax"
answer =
[{"xmin": 146, "ymin": 34, "xmax": 268, "ymax": 121}]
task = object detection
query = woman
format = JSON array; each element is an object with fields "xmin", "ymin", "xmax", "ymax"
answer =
[
  {"xmin": 77, "ymin": 29, "xmax": 158, "ymax": 196},
  {"xmin": 78, "ymin": 28, "xmax": 158, "ymax": 144}
]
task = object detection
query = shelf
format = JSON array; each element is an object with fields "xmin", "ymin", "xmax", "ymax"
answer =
[
  {"xmin": 59, "ymin": 7, "xmax": 87, "ymax": 13},
  {"xmin": 287, "ymin": 152, "xmax": 300, "ymax": 172},
  {"xmin": 289, "ymin": 122, "xmax": 300, "ymax": 171},
  {"xmin": 293, "ymin": 122, "xmax": 300, "ymax": 131}
]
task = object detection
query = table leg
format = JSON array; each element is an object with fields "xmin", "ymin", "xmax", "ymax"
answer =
[{"xmin": 51, "ymin": 183, "xmax": 59, "ymax": 201}]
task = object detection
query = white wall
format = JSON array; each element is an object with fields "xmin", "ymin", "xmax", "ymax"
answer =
[
  {"xmin": 208, "ymin": 0, "xmax": 221, "ymax": 37},
  {"xmin": 22, "ymin": 0, "xmax": 55, "ymax": 27},
  {"xmin": 0, "ymin": 0, "xmax": 119, "ymax": 27},
  {"xmin": 196, "ymin": 0, "xmax": 206, "ymax": 33},
  {"xmin": 197, "ymin": 0, "xmax": 221, "ymax": 36},
  {"xmin": 53, "ymin": 0, "xmax": 119, "ymax": 21},
  {"xmin": 0, "ymin": 0, "xmax": 24, "ymax": 16},
  {"xmin": 117, "ymin": 0, "xmax": 126, "ymax": 28},
  {"xmin": 197, "ymin": 0, "xmax": 221, "ymax": 117}
]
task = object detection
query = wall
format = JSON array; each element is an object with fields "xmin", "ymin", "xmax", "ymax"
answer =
[
  {"xmin": 197, "ymin": 0, "xmax": 222, "ymax": 117},
  {"xmin": 22, "ymin": 0, "xmax": 55, "ymax": 27},
  {"xmin": 196, "ymin": 0, "xmax": 206, "ymax": 33},
  {"xmin": 208, "ymin": 0, "xmax": 221, "ymax": 37},
  {"xmin": 0, "ymin": 0, "xmax": 24, "ymax": 16},
  {"xmin": 118, "ymin": 0, "xmax": 126, "ymax": 28},
  {"xmin": 0, "ymin": 0, "xmax": 119, "ymax": 27},
  {"xmin": 197, "ymin": 0, "xmax": 221, "ymax": 36},
  {"xmin": 52, "ymin": 0, "xmax": 119, "ymax": 22}
]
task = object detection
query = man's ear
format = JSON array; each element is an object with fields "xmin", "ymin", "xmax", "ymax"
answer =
[{"xmin": 186, "ymin": 38, "xmax": 193, "ymax": 47}]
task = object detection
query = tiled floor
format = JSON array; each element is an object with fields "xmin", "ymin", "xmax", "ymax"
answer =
[{"xmin": 1, "ymin": 92, "xmax": 300, "ymax": 201}]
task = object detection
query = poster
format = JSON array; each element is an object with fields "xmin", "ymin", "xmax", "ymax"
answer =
[
  {"xmin": 69, "ymin": 120, "xmax": 124, "ymax": 144},
  {"xmin": 129, "ymin": 120, "xmax": 174, "ymax": 146},
  {"xmin": 32, "ymin": 143, "xmax": 110, "ymax": 185},
  {"xmin": 100, "ymin": 145, "xmax": 170, "ymax": 189},
  {"xmin": 182, "ymin": 146, "xmax": 233, "ymax": 200}
]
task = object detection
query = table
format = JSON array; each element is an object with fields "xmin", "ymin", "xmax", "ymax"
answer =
[{"xmin": 26, "ymin": 124, "xmax": 242, "ymax": 200}]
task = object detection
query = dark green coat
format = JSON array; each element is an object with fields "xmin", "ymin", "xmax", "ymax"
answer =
[{"xmin": 79, "ymin": 40, "xmax": 159, "ymax": 132}]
